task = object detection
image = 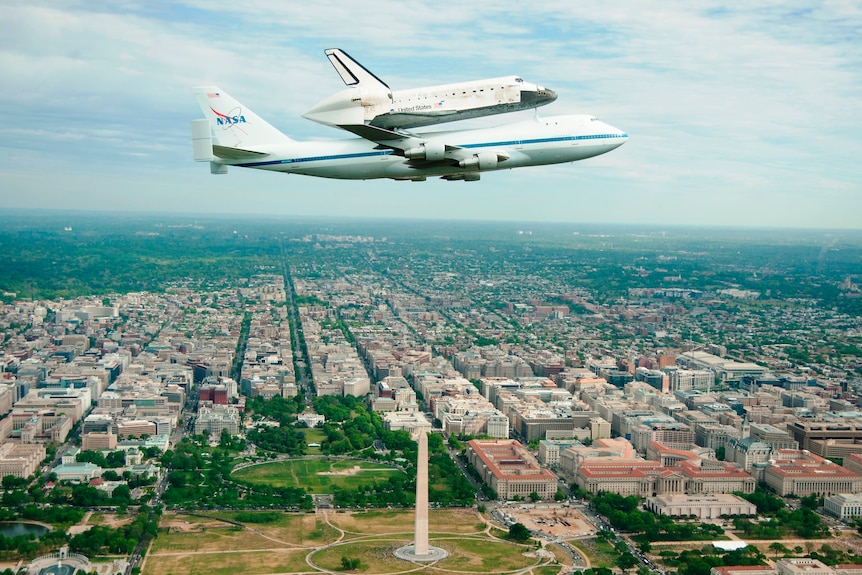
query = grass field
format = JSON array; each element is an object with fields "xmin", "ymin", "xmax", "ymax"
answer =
[
  {"xmin": 143, "ymin": 549, "xmax": 309, "ymax": 575},
  {"xmin": 328, "ymin": 508, "xmax": 484, "ymax": 535},
  {"xmin": 232, "ymin": 458, "xmax": 405, "ymax": 493},
  {"xmin": 310, "ymin": 535, "xmax": 542, "ymax": 574},
  {"xmin": 146, "ymin": 506, "xmax": 549, "ymax": 575},
  {"xmin": 304, "ymin": 428, "xmax": 326, "ymax": 455},
  {"xmin": 152, "ymin": 512, "xmax": 339, "ymax": 553}
]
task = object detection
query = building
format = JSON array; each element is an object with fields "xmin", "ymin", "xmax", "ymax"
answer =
[
  {"xmin": 788, "ymin": 420, "xmax": 862, "ymax": 456},
  {"xmin": 763, "ymin": 450, "xmax": 862, "ymax": 496},
  {"xmin": 298, "ymin": 413, "xmax": 325, "ymax": 428},
  {"xmin": 677, "ymin": 351, "xmax": 768, "ymax": 382},
  {"xmin": 727, "ymin": 437, "xmax": 773, "ymax": 471},
  {"xmin": 645, "ymin": 493, "xmax": 756, "ymax": 519},
  {"xmin": 630, "ymin": 422, "xmax": 695, "ymax": 453},
  {"xmin": 749, "ymin": 423, "xmax": 798, "ymax": 450},
  {"xmin": 711, "ymin": 567, "xmax": 775, "ymax": 575},
  {"xmin": 590, "ymin": 417, "xmax": 611, "ymax": 440},
  {"xmin": 54, "ymin": 462, "xmax": 102, "ymax": 482},
  {"xmin": 574, "ymin": 461, "xmax": 663, "ymax": 497},
  {"xmin": 199, "ymin": 383, "xmax": 230, "ymax": 405},
  {"xmin": 776, "ymin": 559, "xmax": 833, "ymax": 575},
  {"xmin": 195, "ymin": 404, "xmax": 241, "ymax": 437},
  {"xmin": 538, "ymin": 438, "xmax": 583, "ymax": 468},
  {"xmin": 665, "ymin": 368, "xmax": 714, "ymax": 392},
  {"xmin": 115, "ymin": 419, "xmax": 157, "ymax": 438},
  {"xmin": 0, "ymin": 442, "xmax": 46, "ymax": 478},
  {"xmin": 824, "ymin": 493, "xmax": 862, "ymax": 521},
  {"xmin": 844, "ymin": 454, "xmax": 862, "ymax": 476},
  {"xmin": 573, "ymin": 450, "xmax": 754, "ymax": 497},
  {"xmin": 382, "ymin": 412, "xmax": 432, "ymax": 435},
  {"xmin": 81, "ymin": 432, "xmax": 118, "ymax": 451},
  {"xmin": 676, "ymin": 459, "xmax": 756, "ymax": 494},
  {"xmin": 466, "ymin": 439, "xmax": 558, "ymax": 500}
]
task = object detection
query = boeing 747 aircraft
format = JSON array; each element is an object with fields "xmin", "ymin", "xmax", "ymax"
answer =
[
  {"xmin": 302, "ymin": 49, "xmax": 557, "ymax": 129},
  {"xmin": 191, "ymin": 86, "xmax": 627, "ymax": 182}
]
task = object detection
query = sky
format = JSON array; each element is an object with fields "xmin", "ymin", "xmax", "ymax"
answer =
[{"xmin": 1, "ymin": 1, "xmax": 861, "ymax": 228}]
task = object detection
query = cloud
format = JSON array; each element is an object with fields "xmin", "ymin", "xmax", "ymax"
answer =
[{"xmin": 0, "ymin": 1, "xmax": 860, "ymax": 228}]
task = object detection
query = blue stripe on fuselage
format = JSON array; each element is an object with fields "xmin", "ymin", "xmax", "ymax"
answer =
[
  {"xmin": 234, "ymin": 133, "xmax": 627, "ymax": 168},
  {"xmin": 235, "ymin": 150, "xmax": 392, "ymax": 168}
]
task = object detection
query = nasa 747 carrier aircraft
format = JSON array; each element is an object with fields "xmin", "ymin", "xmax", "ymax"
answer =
[
  {"xmin": 302, "ymin": 48, "xmax": 558, "ymax": 130},
  {"xmin": 191, "ymin": 86, "xmax": 627, "ymax": 182}
]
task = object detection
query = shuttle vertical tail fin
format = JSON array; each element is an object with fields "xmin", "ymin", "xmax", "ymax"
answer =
[
  {"xmin": 324, "ymin": 49, "xmax": 390, "ymax": 91},
  {"xmin": 191, "ymin": 86, "xmax": 293, "ymax": 150}
]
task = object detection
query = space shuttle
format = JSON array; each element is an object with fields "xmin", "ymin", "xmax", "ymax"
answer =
[{"xmin": 302, "ymin": 49, "xmax": 558, "ymax": 130}]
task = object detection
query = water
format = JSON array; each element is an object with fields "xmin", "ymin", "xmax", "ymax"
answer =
[{"xmin": 0, "ymin": 522, "xmax": 50, "ymax": 538}]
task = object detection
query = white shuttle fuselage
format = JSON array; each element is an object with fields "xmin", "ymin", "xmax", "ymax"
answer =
[{"xmin": 302, "ymin": 49, "xmax": 557, "ymax": 130}]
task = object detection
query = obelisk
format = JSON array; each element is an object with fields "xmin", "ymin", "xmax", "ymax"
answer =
[
  {"xmin": 394, "ymin": 428, "xmax": 448, "ymax": 562},
  {"xmin": 414, "ymin": 428, "xmax": 429, "ymax": 556}
]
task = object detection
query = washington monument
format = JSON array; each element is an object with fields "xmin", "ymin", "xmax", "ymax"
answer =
[{"xmin": 394, "ymin": 429, "xmax": 448, "ymax": 562}]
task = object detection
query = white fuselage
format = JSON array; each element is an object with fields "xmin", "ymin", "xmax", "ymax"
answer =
[
  {"xmin": 222, "ymin": 115, "xmax": 627, "ymax": 180},
  {"xmin": 303, "ymin": 76, "xmax": 557, "ymax": 130}
]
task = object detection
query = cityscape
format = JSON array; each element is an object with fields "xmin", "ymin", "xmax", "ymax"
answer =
[{"xmin": 0, "ymin": 212, "xmax": 861, "ymax": 575}]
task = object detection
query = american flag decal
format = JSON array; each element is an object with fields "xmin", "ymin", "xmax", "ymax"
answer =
[{"xmin": 207, "ymin": 92, "xmax": 220, "ymax": 99}]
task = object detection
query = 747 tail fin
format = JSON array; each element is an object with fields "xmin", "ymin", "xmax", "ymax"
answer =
[{"xmin": 192, "ymin": 86, "xmax": 293, "ymax": 150}]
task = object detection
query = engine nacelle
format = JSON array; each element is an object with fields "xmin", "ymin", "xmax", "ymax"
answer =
[
  {"xmin": 459, "ymin": 151, "xmax": 498, "ymax": 170},
  {"xmin": 404, "ymin": 142, "xmax": 445, "ymax": 161}
]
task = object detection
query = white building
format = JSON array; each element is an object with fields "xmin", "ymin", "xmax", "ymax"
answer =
[
  {"xmin": 645, "ymin": 493, "xmax": 756, "ymax": 519},
  {"xmin": 195, "ymin": 404, "xmax": 241, "ymax": 437},
  {"xmin": 824, "ymin": 493, "xmax": 862, "ymax": 521},
  {"xmin": 298, "ymin": 413, "xmax": 325, "ymax": 428}
]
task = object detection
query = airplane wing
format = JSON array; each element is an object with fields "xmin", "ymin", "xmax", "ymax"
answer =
[{"xmin": 339, "ymin": 124, "xmax": 464, "ymax": 167}]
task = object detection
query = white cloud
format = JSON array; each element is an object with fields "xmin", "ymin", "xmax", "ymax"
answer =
[{"xmin": 0, "ymin": 0, "xmax": 859, "ymax": 227}]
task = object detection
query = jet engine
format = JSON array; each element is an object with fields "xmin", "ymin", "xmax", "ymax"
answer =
[
  {"xmin": 404, "ymin": 143, "xmax": 445, "ymax": 161},
  {"xmin": 459, "ymin": 151, "xmax": 501, "ymax": 170}
]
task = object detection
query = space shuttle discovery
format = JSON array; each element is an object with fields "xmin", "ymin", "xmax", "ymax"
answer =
[{"xmin": 302, "ymin": 49, "xmax": 557, "ymax": 130}]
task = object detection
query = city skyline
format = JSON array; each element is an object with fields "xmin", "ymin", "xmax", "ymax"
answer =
[{"xmin": 1, "ymin": 2, "xmax": 861, "ymax": 228}]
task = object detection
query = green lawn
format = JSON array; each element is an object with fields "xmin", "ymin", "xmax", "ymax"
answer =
[
  {"xmin": 310, "ymin": 535, "xmax": 540, "ymax": 574},
  {"xmin": 304, "ymin": 428, "xmax": 326, "ymax": 455},
  {"xmin": 570, "ymin": 538, "xmax": 619, "ymax": 569},
  {"xmin": 232, "ymin": 458, "xmax": 405, "ymax": 493}
]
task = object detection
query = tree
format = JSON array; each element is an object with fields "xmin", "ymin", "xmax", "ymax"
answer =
[
  {"xmin": 340, "ymin": 556, "xmax": 360, "ymax": 570},
  {"xmin": 616, "ymin": 552, "xmax": 639, "ymax": 572},
  {"xmin": 769, "ymin": 542, "xmax": 790, "ymax": 559},
  {"xmin": 800, "ymin": 493, "xmax": 820, "ymax": 510},
  {"xmin": 529, "ymin": 491, "xmax": 541, "ymax": 502},
  {"xmin": 507, "ymin": 522, "xmax": 531, "ymax": 542}
]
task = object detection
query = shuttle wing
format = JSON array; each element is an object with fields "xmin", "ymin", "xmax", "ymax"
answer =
[{"xmin": 338, "ymin": 124, "xmax": 411, "ymax": 143}]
